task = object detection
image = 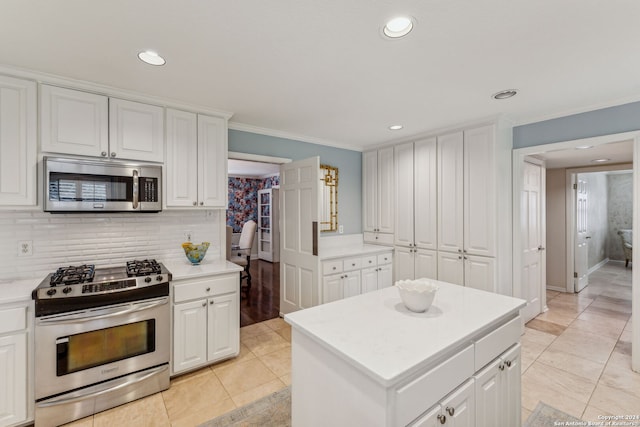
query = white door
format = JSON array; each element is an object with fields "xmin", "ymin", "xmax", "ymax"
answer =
[
  {"xmin": 173, "ymin": 300, "xmax": 207, "ymax": 373},
  {"xmin": 165, "ymin": 108, "xmax": 198, "ymax": 207},
  {"xmin": 414, "ymin": 137, "xmax": 438, "ymax": 250},
  {"xmin": 575, "ymin": 176, "xmax": 589, "ymax": 292},
  {"xmin": 394, "ymin": 142, "xmax": 414, "ymax": 247},
  {"xmin": 502, "ymin": 345, "xmax": 522, "ymax": 427},
  {"xmin": 441, "ymin": 379, "xmax": 475, "ymax": 427},
  {"xmin": 474, "ymin": 359, "xmax": 502, "ymax": 427},
  {"xmin": 521, "ymin": 161, "xmax": 543, "ymax": 322},
  {"xmin": 437, "ymin": 132, "xmax": 464, "ymax": 253},
  {"xmin": 207, "ymin": 293, "xmax": 239, "ymax": 362},
  {"xmin": 464, "ymin": 255, "xmax": 495, "ymax": 293},
  {"xmin": 198, "ymin": 114, "xmax": 227, "ymax": 207},
  {"xmin": 280, "ymin": 157, "xmax": 320, "ymax": 314},
  {"xmin": 109, "ymin": 98, "xmax": 164, "ymax": 162}
]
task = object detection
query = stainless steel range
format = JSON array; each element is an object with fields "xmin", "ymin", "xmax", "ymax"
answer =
[{"xmin": 32, "ymin": 259, "xmax": 171, "ymax": 427}]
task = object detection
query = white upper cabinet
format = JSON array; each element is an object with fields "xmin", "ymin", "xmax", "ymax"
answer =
[
  {"xmin": 363, "ymin": 147, "xmax": 394, "ymax": 242},
  {"xmin": 165, "ymin": 109, "xmax": 227, "ymax": 208},
  {"xmin": 394, "ymin": 142, "xmax": 414, "ymax": 247},
  {"xmin": 109, "ymin": 98, "xmax": 164, "ymax": 162},
  {"xmin": 41, "ymin": 86, "xmax": 164, "ymax": 162},
  {"xmin": 437, "ymin": 131, "xmax": 464, "ymax": 253},
  {"xmin": 0, "ymin": 75, "xmax": 36, "ymax": 207},
  {"xmin": 40, "ymin": 85, "xmax": 108, "ymax": 157}
]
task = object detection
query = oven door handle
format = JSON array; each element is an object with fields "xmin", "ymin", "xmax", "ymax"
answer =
[
  {"xmin": 36, "ymin": 364, "xmax": 168, "ymax": 408},
  {"xmin": 37, "ymin": 298, "xmax": 168, "ymax": 324}
]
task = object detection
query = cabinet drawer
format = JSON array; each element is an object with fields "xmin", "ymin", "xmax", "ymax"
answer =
[
  {"xmin": 0, "ymin": 306, "xmax": 26, "ymax": 334},
  {"xmin": 474, "ymin": 316, "xmax": 521, "ymax": 371},
  {"xmin": 361, "ymin": 255, "xmax": 377, "ymax": 268},
  {"xmin": 343, "ymin": 257, "xmax": 362, "ymax": 272},
  {"xmin": 376, "ymin": 233, "xmax": 394, "ymax": 245},
  {"xmin": 377, "ymin": 252, "xmax": 392, "ymax": 265},
  {"xmin": 396, "ymin": 345, "xmax": 474, "ymax": 427},
  {"xmin": 323, "ymin": 260, "xmax": 343, "ymax": 275},
  {"xmin": 174, "ymin": 274, "xmax": 237, "ymax": 303}
]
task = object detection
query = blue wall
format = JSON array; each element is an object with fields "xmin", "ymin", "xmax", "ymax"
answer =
[
  {"xmin": 514, "ymin": 100, "xmax": 640, "ymax": 148},
  {"xmin": 228, "ymin": 129, "xmax": 363, "ymax": 235}
]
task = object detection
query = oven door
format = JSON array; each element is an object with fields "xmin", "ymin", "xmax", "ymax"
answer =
[{"xmin": 34, "ymin": 296, "xmax": 169, "ymax": 400}]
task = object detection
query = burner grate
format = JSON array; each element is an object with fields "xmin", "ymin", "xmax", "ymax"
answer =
[
  {"xmin": 50, "ymin": 264, "xmax": 95, "ymax": 286},
  {"xmin": 126, "ymin": 259, "xmax": 161, "ymax": 277}
]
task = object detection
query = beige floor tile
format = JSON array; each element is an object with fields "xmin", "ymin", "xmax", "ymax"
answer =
[
  {"xmin": 546, "ymin": 290, "xmax": 561, "ymax": 300},
  {"xmin": 521, "ymin": 407, "xmax": 532, "ymax": 424},
  {"xmin": 582, "ymin": 405, "xmax": 615, "ymax": 421},
  {"xmin": 169, "ymin": 398, "xmax": 236, "ymax": 427},
  {"xmin": 536, "ymin": 347, "xmax": 605, "ymax": 382},
  {"xmin": 275, "ymin": 325, "xmax": 292, "ymax": 342},
  {"xmin": 259, "ymin": 346, "xmax": 291, "ymax": 377},
  {"xmin": 590, "ymin": 297, "xmax": 632, "ymax": 314},
  {"xmin": 240, "ymin": 322, "xmax": 272, "ymax": 341},
  {"xmin": 93, "ymin": 393, "xmax": 170, "ymax": 427},
  {"xmin": 589, "ymin": 382, "xmax": 640, "ymax": 417},
  {"xmin": 242, "ymin": 330, "xmax": 290, "ymax": 356},
  {"xmin": 521, "ymin": 362, "xmax": 595, "ymax": 418},
  {"xmin": 522, "ymin": 327, "xmax": 557, "ymax": 347},
  {"xmin": 214, "ymin": 357, "xmax": 278, "ymax": 396},
  {"xmin": 534, "ymin": 308, "xmax": 579, "ymax": 326},
  {"xmin": 280, "ymin": 374, "xmax": 291, "ymax": 386},
  {"xmin": 162, "ymin": 368, "xmax": 231, "ymax": 424},
  {"xmin": 525, "ymin": 318, "xmax": 566, "ymax": 336},
  {"xmin": 212, "ymin": 342, "xmax": 257, "ymax": 369},
  {"xmin": 566, "ymin": 316, "xmax": 626, "ymax": 341},
  {"xmin": 547, "ymin": 329, "xmax": 617, "ymax": 364},
  {"xmin": 581, "ymin": 305, "xmax": 631, "ymax": 322},
  {"xmin": 230, "ymin": 378, "xmax": 286, "ymax": 407},
  {"xmin": 263, "ymin": 316, "xmax": 288, "ymax": 331},
  {"xmin": 613, "ymin": 329, "xmax": 632, "ymax": 356},
  {"xmin": 624, "ymin": 317, "xmax": 632, "ymax": 332},
  {"xmin": 521, "ymin": 350, "xmax": 537, "ymax": 374},
  {"xmin": 169, "ymin": 365, "xmax": 213, "ymax": 387},
  {"xmin": 62, "ymin": 416, "xmax": 94, "ymax": 427},
  {"xmin": 599, "ymin": 353, "xmax": 640, "ymax": 393}
]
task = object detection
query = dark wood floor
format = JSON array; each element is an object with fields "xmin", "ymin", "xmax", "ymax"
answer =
[{"xmin": 239, "ymin": 259, "xmax": 280, "ymax": 327}]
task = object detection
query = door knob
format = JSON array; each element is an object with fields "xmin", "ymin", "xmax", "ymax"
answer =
[
  {"xmin": 538, "ymin": 246, "xmax": 545, "ymax": 251},
  {"xmin": 437, "ymin": 414, "xmax": 446, "ymax": 424},
  {"xmin": 446, "ymin": 407, "xmax": 455, "ymax": 416}
]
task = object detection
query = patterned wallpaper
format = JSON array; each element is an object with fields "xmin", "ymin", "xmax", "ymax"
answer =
[{"xmin": 227, "ymin": 175, "xmax": 279, "ymax": 233}]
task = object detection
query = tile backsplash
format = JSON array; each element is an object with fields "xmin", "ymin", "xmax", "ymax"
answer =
[{"xmin": 0, "ymin": 209, "xmax": 222, "ymax": 280}]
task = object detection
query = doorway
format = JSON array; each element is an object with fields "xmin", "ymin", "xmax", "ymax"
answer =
[{"xmin": 513, "ymin": 131, "xmax": 639, "ymax": 372}]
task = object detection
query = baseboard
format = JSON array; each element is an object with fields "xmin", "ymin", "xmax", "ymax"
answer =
[
  {"xmin": 546, "ymin": 285, "xmax": 567, "ymax": 292},
  {"xmin": 588, "ymin": 257, "xmax": 610, "ymax": 275}
]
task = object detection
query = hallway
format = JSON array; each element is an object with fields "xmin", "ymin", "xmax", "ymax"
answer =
[
  {"xmin": 240, "ymin": 259, "xmax": 280, "ymax": 327},
  {"xmin": 521, "ymin": 261, "xmax": 636, "ymax": 421}
]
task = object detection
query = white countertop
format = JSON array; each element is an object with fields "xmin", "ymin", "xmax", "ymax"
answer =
[
  {"xmin": 0, "ymin": 278, "xmax": 39, "ymax": 304},
  {"xmin": 285, "ymin": 281, "xmax": 526, "ymax": 387},
  {"xmin": 164, "ymin": 259, "xmax": 243, "ymax": 281},
  {"xmin": 320, "ymin": 243, "xmax": 392, "ymax": 260}
]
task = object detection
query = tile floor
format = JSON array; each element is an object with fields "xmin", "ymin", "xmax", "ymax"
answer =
[{"xmin": 64, "ymin": 261, "xmax": 637, "ymax": 426}]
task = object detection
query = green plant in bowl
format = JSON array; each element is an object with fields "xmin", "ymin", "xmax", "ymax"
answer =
[{"xmin": 182, "ymin": 241, "xmax": 210, "ymax": 265}]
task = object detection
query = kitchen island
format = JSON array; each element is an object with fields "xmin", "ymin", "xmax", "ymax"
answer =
[{"xmin": 284, "ymin": 281, "xmax": 526, "ymax": 427}]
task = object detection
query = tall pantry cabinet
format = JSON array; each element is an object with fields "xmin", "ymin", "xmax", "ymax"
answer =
[
  {"xmin": 363, "ymin": 147, "xmax": 394, "ymax": 245},
  {"xmin": 364, "ymin": 120, "xmax": 512, "ymax": 296}
]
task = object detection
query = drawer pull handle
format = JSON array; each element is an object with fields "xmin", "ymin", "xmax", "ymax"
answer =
[
  {"xmin": 499, "ymin": 363, "xmax": 505, "ymax": 371},
  {"xmin": 333, "ymin": 267, "xmax": 336, "ymax": 270},
  {"xmin": 210, "ymin": 300, "xmax": 214, "ymax": 305},
  {"xmin": 446, "ymin": 407, "xmax": 455, "ymax": 416},
  {"xmin": 201, "ymin": 302, "xmax": 206, "ymax": 307},
  {"xmin": 437, "ymin": 414, "xmax": 446, "ymax": 424},
  {"xmin": 505, "ymin": 360, "xmax": 512, "ymax": 368},
  {"xmin": 206, "ymin": 287, "xmax": 211, "ymax": 292},
  {"xmin": 352, "ymin": 263, "xmax": 355, "ymax": 266}
]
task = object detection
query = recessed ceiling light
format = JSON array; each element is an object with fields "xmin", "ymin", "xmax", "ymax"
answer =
[
  {"xmin": 492, "ymin": 89, "xmax": 518, "ymax": 100},
  {"xmin": 389, "ymin": 125, "xmax": 403, "ymax": 130},
  {"xmin": 138, "ymin": 50, "xmax": 166, "ymax": 66},
  {"xmin": 383, "ymin": 17, "xmax": 414, "ymax": 38},
  {"xmin": 591, "ymin": 158, "xmax": 610, "ymax": 163},
  {"xmin": 575, "ymin": 145, "xmax": 594, "ymax": 150}
]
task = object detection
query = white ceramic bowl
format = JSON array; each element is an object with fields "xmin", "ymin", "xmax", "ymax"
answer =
[{"xmin": 395, "ymin": 279, "xmax": 438, "ymax": 313}]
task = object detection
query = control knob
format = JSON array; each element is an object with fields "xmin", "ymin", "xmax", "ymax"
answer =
[
  {"xmin": 156, "ymin": 275, "xmax": 163, "ymax": 282},
  {"xmin": 63, "ymin": 287, "xmax": 73, "ymax": 294},
  {"xmin": 46, "ymin": 288, "xmax": 57, "ymax": 296},
  {"xmin": 144, "ymin": 277, "xmax": 152, "ymax": 283}
]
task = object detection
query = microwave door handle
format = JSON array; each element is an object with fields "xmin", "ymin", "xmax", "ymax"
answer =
[{"xmin": 132, "ymin": 170, "xmax": 139, "ymax": 209}]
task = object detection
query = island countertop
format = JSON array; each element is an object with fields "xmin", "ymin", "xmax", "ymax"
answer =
[{"xmin": 285, "ymin": 281, "xmax": 526, "ymax": 387}]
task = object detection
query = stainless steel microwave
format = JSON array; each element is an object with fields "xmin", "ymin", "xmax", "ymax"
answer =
[{"xmin": 44, "ymin": 156, "xmax": 162, "ymax": 212}]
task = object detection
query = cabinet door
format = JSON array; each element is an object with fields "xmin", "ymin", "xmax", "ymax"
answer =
[
  {"xmin": 109, "ymin": 98, "xmax": 164, "ymax": 162},
  {"xmin": 165, "ymin": 109, "xmax": 198, "ymax": 207},
  {"xmin": 377, "ymin": 147, "xmax": 395, "ymax": 233},
  {"xmin": 474, "ymin": 358, "xmax": 502, "ymax": 427},
  {"xmin": 440, "ymin": 379, "xmax": 475, "ymax": 427},
  {"xmin": 362, "ymin": 151, "xmax": 378, "ymax": 232},
  {"xmin": 394, "ymin": 142, "xmax": 414, "ymax": 246},
  {"xmin": 377, "ymin": 264, "xmax": 393, "ymax": 289},
  {"xmin": 323, "ymin": 274, "xmax": 343, "ymax": 304},
  {"xmin": 207, "ymin": 293, "xmax": 239, "ymax": 362},
  {"xmin": 198, "ymin": 115, "xmax": 227, "ymax": 207},
  {"xmin": 414, "ymin": 137, "xmax": 437, "ymax": 250},
  {"xmin": 415, "ymin": 249, "xmax": 437, "ymax": 280},
  {"xmin": 464, "ymin": 255, "xmax": 495, "ymax": 293},
  {"xmin": 502, "ymin": 345, "xmax": 521, "ymax": 427},
  {"xmin": 40, "ymin": 84, "xmax": 108, "ymax": 157},
  {"xmin": 464, "ymin": 125, "xmax": 496, "ymax": 257},
  {"xmin": 411, "ymin": 405, "xmax": 441, "ymax": 427},
  {"xmin": 342, "ymin": 272, "xmax": 361, "ymax": 299},
  {"xmin": 394, "ymin": 246, "xmax": 415, "ymax": 281},
  {"xmin": 437, "ymin": 132, "xmax": 464, "ymax": 253},
  {"xmin": 361, "ymin": 267, "xmax": 378, "ymax": 294},
  {"xmin": 437, "ymin": 251, "xmax": 464, "ymax": 286},
  {"xmin": 0, "ymin": 333, "xmax": 27, "ymax": 426},
  {"xmin": 0, "ymin": 76, "xmax": 36, "ymax": 206},
  {"xmin": 173, "ymin": 300, "xmax": 208, "ymax": 373}
]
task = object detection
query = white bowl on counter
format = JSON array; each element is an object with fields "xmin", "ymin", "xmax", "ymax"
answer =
[{"xmin": 395, "ymin": 278, "xmax": 438, "ymax": 313}]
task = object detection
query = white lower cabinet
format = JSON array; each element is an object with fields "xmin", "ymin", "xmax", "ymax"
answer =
[
  {"xmin": 437, "ymin": 252, "xmax": 495, "ymax": 292},
  {"xmin": 0, "ymin": 302, "xmax": 31, "ymax": 427},
  {"xmin": 474, "ymin": 344, "xmax": 521, "ymax": 427},
  {"xmin": 412, "ymin": 379, "xmax": 475, "ymax": 427},
  {"xmin": 321, "ymin": 251, "xmax": 393, "ymax": 303},
  {"xmin": 395, "ymin": 247, "xmax": 437, "ymax": 281},
  {"xmin": 172, "ymin": 273, "xmax": 239, "ymax": 375}
]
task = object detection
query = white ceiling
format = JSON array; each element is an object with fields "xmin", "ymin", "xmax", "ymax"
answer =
[
  {"xmin": 228, "ymin": 159, "xmax": 280, "ymax": 178},
  {"xmin": 530, "ymin": 139, "xmax": 633, "ymax": 169},
  {"xmin": 2, "ymin": 1, "xmax": 640, "ymax": 150}
]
